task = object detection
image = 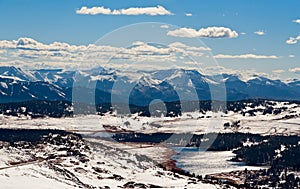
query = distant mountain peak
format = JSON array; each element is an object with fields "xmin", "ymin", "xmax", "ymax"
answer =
[
  {"xmin": 138, "ymin": 75, "xmax": 161, "ymax": 86},
  {"xmin": 0, "ymin": 66, "xmax": 299, "ymax": 103}
]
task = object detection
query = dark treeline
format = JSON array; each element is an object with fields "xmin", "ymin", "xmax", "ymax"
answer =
[
  {"xmin": 1, "ymin": 99, "xmax": 299, "ymax": 118},
  {"xmin": 0, "ymin": 100, "xmax": 72, "ymax": 118},
  {"xmin": 113, "ymin": 132, "xmax": 298, "ymax": 151},
  {"xmin": 0, "ymin": 128, "xmax": 80, "ymax": 143},
  {"xmin": 232, "ymin": 135, "xmax": 299, "ymax": 166}
]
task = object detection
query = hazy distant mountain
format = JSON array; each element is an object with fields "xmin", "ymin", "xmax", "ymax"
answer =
[{"xmin": 0, "ymin": 66, "xmax": 299, "ymax": 104}]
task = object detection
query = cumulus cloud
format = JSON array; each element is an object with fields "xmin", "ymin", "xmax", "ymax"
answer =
[
  {"xmin": 129, "ymin": 41, "xmax": 171, "ymax": 55},
  {"xmin": 289, "ymin": 68, "xmax": 300, "ymax": 74},
  {"xmin": 293, "ymin": 19, "xmax": 300, "ymax": 24},
  {"xmin": 185, "ymin": 13, "xmax": 192, "ymax": 17},
  {"xmin": 254, "ymin": 31, "xmax": 265, "ymax": 36},
  {"xmin": 76, "ymin": 5, "xmax": 173, "ymax": 16},
  {"xmin": 214, "ymin": 53, "xmax": 279, "ymax": 59},
  {"xmin": 167, "ymin": 26, "xmax": 238, "ymax": 38},
  {"xmin": 286, "ymin": 36, "xmax": 300, "ymax": 45},
  {"xmin": 286, "ymin": 37, "xmax": 298, "ymax": 44}
]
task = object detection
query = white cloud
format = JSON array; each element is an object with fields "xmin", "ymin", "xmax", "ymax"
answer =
[
  {"xmin": 214, "ymin": 53, "xmax": 280, "ymax": 59},
  {"xmin": 272, "ymin": 69, "xmax": 285, "ymax": 74},
  {"xmin": 289, "ymin": 54, "xmax": 295, "ymax": 58},
  {"xmin": 76, "ymin": 6, "xmax": 110, "ymax": 15},
  {"xmin": 185, "ymin": 13, "xmax": 192, "ymax": 17},
  {"xmin": 129, "ymin": 41, "xmax": 171, "ymax": 55},
  {"xmin": 271, "ymin": 69, "xmax": 285, "ymax": 79},
  {"xmin": 76, "ymin": 5, "xmax": 173, "ymax": 16},
  {"xmin": 289, "ymin": 68, "xmax": 300, "ymax": 74},
  {"xmin": 167, "ymin": 42, "xmax": 211, "ymax": 57},
  {"xmin": 286, "ymin": 36, "xmax": 300, "ymax": 45},
  {"xmin": 167, "ymin": 26, "xmax": 238, "ymax": 38},
  {"xmin": 184, "ymin": 61, "xmax": 201, "ymax": 65},
  {"xmin": 240, "ymin": 32, "xmax": 246, "ymax": 35},
  {"xmin": 254, "ymin": 31, "xmax": 265, "ymax": 36},
  {"xmin": 286, "ymin": 37, "xmax": 298, "ymax": 44},
  {"xmin": 292, "ymin": 19, "xmax": 300, "ymax": 24},
  {"xmin": 160, "ymin": 24, "xmax": 169, "ymax": 29},
  {"xmin": 169, "ymin": 42, "xmax": 211, "ymax": 51}
]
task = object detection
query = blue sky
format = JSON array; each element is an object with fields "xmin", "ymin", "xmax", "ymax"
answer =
[{"xmin": 0, "ymin": 0, "xmax": 299, "ymax": 80}]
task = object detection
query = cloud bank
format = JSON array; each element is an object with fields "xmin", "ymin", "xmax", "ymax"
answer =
[
  {"xmin": 76, "ymin": 5, "xmax": 172, "ymax": 16},
  {"xmin": 0, "ymin": 38, "xmax": 293, "ymax": 80},
  {"xmin": 0, "ymin": 38, "xmax": 213, "ymax": 69}
]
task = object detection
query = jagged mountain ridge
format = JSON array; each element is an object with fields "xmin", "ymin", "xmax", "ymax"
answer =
[{"xmin": 0, "ymin": 66, "xmax": 299, "ymax": 104}]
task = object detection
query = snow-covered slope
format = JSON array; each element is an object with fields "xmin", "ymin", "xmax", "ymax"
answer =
[{"xmin": 0, "ymin": 130, "xmax": 217, "ymax": 189}]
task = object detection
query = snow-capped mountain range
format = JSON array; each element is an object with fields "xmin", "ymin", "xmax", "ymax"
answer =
[{"xmin": 0, "ymin": 66, "xmax": 299, "ymax": 104}]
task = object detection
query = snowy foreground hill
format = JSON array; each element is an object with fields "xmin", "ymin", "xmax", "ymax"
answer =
[{"xmin": 0, "ymin": 129, "xmax": 217, "ymax": 189}]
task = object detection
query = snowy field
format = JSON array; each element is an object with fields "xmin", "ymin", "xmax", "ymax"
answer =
[{"xmin": 0, "ymin": 101, "xmax": 299, "ymax": 136}]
